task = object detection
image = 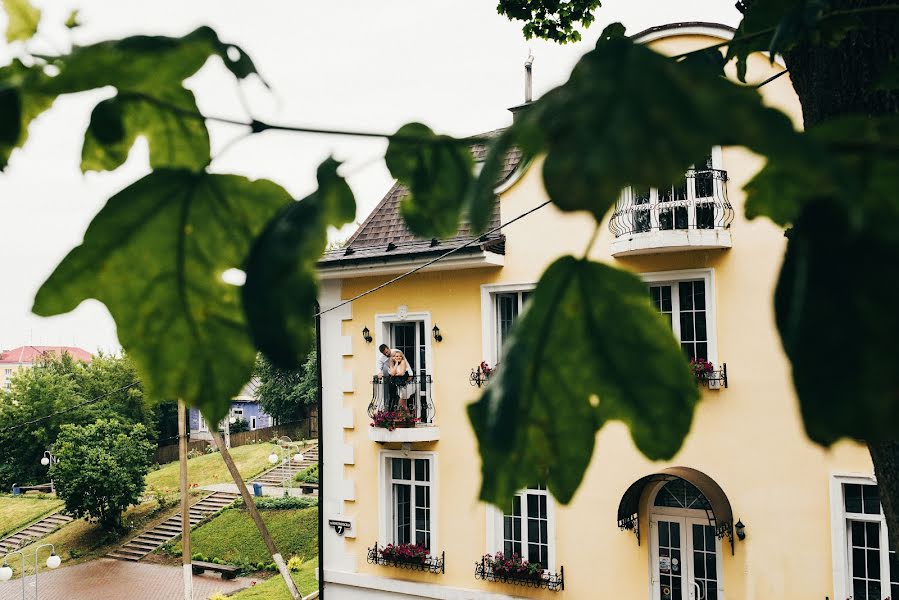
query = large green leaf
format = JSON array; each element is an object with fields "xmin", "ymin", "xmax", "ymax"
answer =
[
  {"xmin": 748, "ymin": 116, "xmax": 899, "ymax": 444},
  {"xmin": 0, "ymin": 60, "xmax": 55, "ymax": 169},
  {"xmin": 497, "ymin": 0, "xmax": 602, "ymax": 43},
  {"xmin": 33, "ymin": 170, "xmax": 291, "ymax": 423},
  {"xmin": 2, "ymin": 0, "xmax": 40, "ymax": 43},
  {"xmin": 469, "ymin": 256, "xmax": 699, "ymax": 507},
  {"xmin": 42, "ymin": 26, "xmax": 261, "ymax": 95},
  {"xmin": 776, "ymin": 201, "xmax": 899, "ymax": 445},
  {"xmin": 528, "ymin": 22, "xmax": 800, "ymax": 220},
  {"xmin": 385, "ymin": 123, "xmax": 474, "ymax": 239},
  {"xmin": 81, "ymin": 89, "xmax": 210, "ymax": 172},
  {"xmin": 243, "ymin": 159, "xmax": 356, "ymax": 369}
]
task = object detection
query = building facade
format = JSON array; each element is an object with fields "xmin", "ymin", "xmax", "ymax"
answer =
[
  {"xmin": 316, "ymin": 24, "xmax": 886, "ymax": 599},
  {"xmin": 0, "ymin": 345, "xmax": 93, "ymax": 391},
  {"xmin": 188, "ymin": 377, "xmax": 274, "ymax": 439}
]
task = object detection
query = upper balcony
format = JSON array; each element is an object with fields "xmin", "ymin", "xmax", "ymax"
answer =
[
  {"xmin": 367, "ymin": 374, "xmax": 440, "ymax": 443},
  {"xmin": 608, "ymin": 169, "xmax": 734, "ymax": 257}
]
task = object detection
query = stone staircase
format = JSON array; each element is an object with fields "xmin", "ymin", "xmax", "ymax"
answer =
[
  {"xmin": 0, "ymin": 511, "xmax": 73, "ymax": 554},
  {"xmin": 106, "ymin": 491, "xmax": 239, "ymax": 562},
  {"xmin": 251, "ymin": 444, "xmax": 318, "ymax": 487}
]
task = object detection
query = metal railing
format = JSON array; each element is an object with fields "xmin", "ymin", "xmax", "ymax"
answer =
[
  {"xmin": 609, "ymin": 169, "xmax": 734, "ymax": 238},
  {"xmin": 368, "ymin": 374, "xmax": 435, "ymax": 425},
  {"xmin": 367, "ymin": 543, "xmax": 445, "ymax": 574},
  {"xmin": 474, "ymin": 558, "xmax": 564, "ymax": 591}
]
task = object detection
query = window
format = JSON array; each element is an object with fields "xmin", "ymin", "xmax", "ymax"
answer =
[
  {"xmin": 502, "ymin": 485, "xmax": 550, "ymax": 568},
  {"xmin": 4, "ymin": 368, "xmax": 11, "ymax": 376},
  {"xmin": 250, "ymin": 416, "xmax": 257, "ymax": 430},
  {"xmin": 495, "ymin": 291, "xmax": 532, "ymax": 359},
  {"xmin": 386, "ymin": 456, "xmax": 433, "ymax": 550},
  {"xmin": 198, "ymin": 415, "xmax": 208, "ymax": 432},
  {"xmin": 650, "ymin": 280, "xmax": 708, "ymax": 360},
  {"xmin": 832, "ymin": 477, "xmax": 899, "ymax": 600},
  {"xmin": 624, "ymin": 153, "xmax": 721, "ymax": 235},
  {"xmin": 231, "ymin": 408, "xmax": 244, "ymax": 417}
]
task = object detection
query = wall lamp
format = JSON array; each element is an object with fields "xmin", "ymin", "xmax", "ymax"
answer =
[
  {"xmin": 362, "ymin": 326, "xmax": 372, "ymax": 343},
  {"xmin": 735, "ymin": 519, "xmax": 746, "ymax": 541},
  {"xmin": 432, "ymin": 325, "xmax": 443, "ymax": 342}
]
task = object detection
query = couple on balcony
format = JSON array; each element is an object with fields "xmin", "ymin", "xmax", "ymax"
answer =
[{"xmin": 375, "ymin": 344, "xmax": 414, "ymax": 413}]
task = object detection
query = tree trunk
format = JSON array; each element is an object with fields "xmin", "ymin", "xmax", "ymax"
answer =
[{"xmin": 782, "ymin": 0, "xmax": 899, "ymax": 547}]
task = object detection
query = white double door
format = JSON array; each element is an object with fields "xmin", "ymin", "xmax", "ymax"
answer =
[{"xmin": 650, "ymin": 514, "xmax": 724, "ymax": 600}]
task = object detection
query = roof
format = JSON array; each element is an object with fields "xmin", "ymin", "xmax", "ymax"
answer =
[
  {"xmin": 319, "ymin": 129, "xmax": 523, "ymax": 268},
  {"xmin": 234, "ymin": 377, "xmax": 260, "ymax": 400},
  {"xmin": 0, "ymin": 346, "xmax": 93, "ymax": 364}
]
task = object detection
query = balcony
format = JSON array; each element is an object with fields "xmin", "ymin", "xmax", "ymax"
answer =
[
  {"xmin": 608, "ymin": 169, "xmax": 734, "ymax": 257},
  {"xmin": 367, "ymin": 374, "xmax": 440, "ymax": 443}
]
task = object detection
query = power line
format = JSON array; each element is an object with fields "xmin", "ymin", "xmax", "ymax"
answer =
[
  {"xmin": 0, "ymin": 381, "xmax": 140, "ymax": 434},
  {"xmin": 315, "ymin": 200, "xmax": 552, "ymax": 317}
]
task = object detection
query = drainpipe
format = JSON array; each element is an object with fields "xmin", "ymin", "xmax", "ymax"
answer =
[{"xmin": 315, "ymin": 304, "xmax": 324, "ymax": 599}]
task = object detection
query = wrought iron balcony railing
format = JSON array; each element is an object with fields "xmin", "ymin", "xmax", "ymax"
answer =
[
  {"xmin": 367, "ymin": 543, "xmax": 445, "ymax": 574},
  {"xmin": 368, "ymin": 374, "xmax": 435, "ymax": 425},
  {"xmin": 474, "ymin": 558, "xmax": 564, "ymax": 591},
  {"xmin": 609, "ymin": 169, "xmax": 734, "ymax": 238}
]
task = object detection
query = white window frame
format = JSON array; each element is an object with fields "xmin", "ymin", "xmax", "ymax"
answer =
[
  {"xmin": 485, "ymin": 486, "xmax": 558, "ymax": 571},
  {"xmin": 480, "ymin": 282, "xmax": 537, "ymax": 366},
  {"xmin": 374, "ymin": 310, "xmax": 434, "ymax": 378},
  {"xmin": 378, "ymin": 450, "xmax": 438, "ymax": 553},
  {"xmin": 830, "ymin": 473, "xmax": 897, "ymax": 600},
  {"xmin": 641, "ymin": 269, "xmax": 718, "ymax": 367},
  {"xmin": 4, "ymin": 368, "xmax": 11, "ymax": 376},
  {"xmin": 198, "ymin": 414, "xmax": 208, "ymax": 432},
  {"xmin": 250, "ymin": 416, "xmax": 257, "ymax": 430}
]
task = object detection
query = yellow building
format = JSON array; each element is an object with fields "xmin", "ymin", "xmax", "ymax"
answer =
[{"xmin": 316, "ymin": 23, "xmax": 886, "ymax": 599}]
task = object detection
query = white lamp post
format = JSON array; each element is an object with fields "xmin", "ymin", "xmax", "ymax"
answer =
[
  {"xmin": 1, "ymin": 544, "xmax": 60, "ymax": 600},
  {"xmin": 40, "ymin": 450, "xmax": 58, "ymax": 494}
]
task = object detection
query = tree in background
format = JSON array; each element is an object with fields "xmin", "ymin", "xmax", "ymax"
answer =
[
  {"xmin": 229, "ymin": 416, "xmax": 251, "ymax": 433},
  {"xmin": 51, "ymin": 419, "xmax": 154, "ymax": 530},
  {"xmin": 254, "ymin": 350, "xmax": 317, "ymax": 425},
  {"xmin": 0, "ymin": 352, "xmax": 163, "ymax": 488}
]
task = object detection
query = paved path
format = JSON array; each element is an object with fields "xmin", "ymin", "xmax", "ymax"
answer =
[{"xmin": 0, "ymin": 558, "xmax": 253, "ymax": 600}]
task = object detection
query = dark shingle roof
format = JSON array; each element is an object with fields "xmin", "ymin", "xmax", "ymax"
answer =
[{"xmin": 320, "ymin": 130, "xmax": 523, "ymax": 268}]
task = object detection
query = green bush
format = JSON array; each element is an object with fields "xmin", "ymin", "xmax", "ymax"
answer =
[
  {"xmin": 235, "ymin": 495, "xmax": 317, "ymax": 510},
  {"xmin": 293, "ymin": 464, "xmax": 318, "ymax": 484}
]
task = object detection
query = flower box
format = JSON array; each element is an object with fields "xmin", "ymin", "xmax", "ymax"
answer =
[
  {"xmin": 474, "ymin": 552, "xmax": 564, "ymax": 591},
  {"xmin": 366, "ymin": 543, "xmax": 444, "ymax": 574},
  {"xmin": 370, "ymin": 409, "xmax": 420, "ymax": 431}
]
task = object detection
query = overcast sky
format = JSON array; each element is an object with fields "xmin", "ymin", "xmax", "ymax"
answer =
[{"xmin": 0, "ymin": 0, "xmax": 740, "ymax": 353}]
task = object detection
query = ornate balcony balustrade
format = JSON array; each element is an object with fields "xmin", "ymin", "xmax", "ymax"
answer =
[
  {"xmin": 367, "ymin": 374, "xmax": 439, "ymax": 442},
  {"xmin": 608, "ymin": 169, "xmax": 734, "ymax": 256}
]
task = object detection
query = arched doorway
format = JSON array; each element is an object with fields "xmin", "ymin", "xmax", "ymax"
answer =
[
  {"xmin": 617, "ymin": 467, "xmax": 734, "ymax": 600},
  {"xmin": 648, "ymin": 478, "xmax": 724, "ymax": 600}
]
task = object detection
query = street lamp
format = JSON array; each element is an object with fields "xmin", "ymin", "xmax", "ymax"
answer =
[
  {"xmin": 39, "ymin": 450, "xmax": 58, "ymax": 494},
  {"xmin": 1, "ymin": 544, "xmax": 60, "ymax": 600},
  {"xmin": 269, "ymin": 436, "xmax": 306, "ymax": 497}
]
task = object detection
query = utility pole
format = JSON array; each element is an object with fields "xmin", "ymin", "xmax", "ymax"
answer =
[
  {"xmin": 178, "ymin": 400, "xmax": 193, "ymax": 600},
  {"xmin": 211, "ymin": 431, "xmax": 301, "ymax": 599}
]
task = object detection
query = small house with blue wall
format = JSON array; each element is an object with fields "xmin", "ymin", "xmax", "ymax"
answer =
[{"xmin": 188, "ymin": 377, "xmax": 273, "ymax": 439}]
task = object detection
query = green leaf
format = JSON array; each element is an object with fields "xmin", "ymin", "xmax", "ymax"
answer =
[
  {"xmin": 469, "ymin": 256, "xmax": 699, "ymax": 507},
  {"xmin": 0, "ymin": 60, "xmax": 56, "ymax": 169},
  {"xmin": 776, "ymin": 201, "xmax": 899, "ymax": 445},
  {"xmin": 2, "ymin": 0, "xmax": 40, "ymax": 43},
  {"xmin": 32, "ymin": 170, "xmax": 291, "ymax": 424},
  {"xmin": 745, "ymin": 116, "xmax": 899, "ymax": 236},
  {"xmin": 42, "ymin": 26, "xmax": 261, "ymax": 96},
  {"xmin": 466, "ymin": 124, "xmax": 540, "ymax": 234},
  {"xmin": 64, "ymin": 9, "xmax": 80, "ymax": 29},
  {"xmin": 81, "ymin": 89, "xmax": 210, "ymax": 172},
  {"xmin": 531, "ymin": 23, "xmax": 800, "ymax": 220},
  {"xmin": 385, "ymin": 123, "xmax": 474, "ymax": 239},
  {"xmin": 877, "ymin": 61, "xmax": 899, "ymax": 90},
  {"xmin": 243, "ymin": 158, "xmax": 356, "ymax": 369}
]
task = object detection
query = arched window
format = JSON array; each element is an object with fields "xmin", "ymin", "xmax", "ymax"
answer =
[{"xmin": 653, "ymin": 478, "xmax": 713, "ymax": 511}]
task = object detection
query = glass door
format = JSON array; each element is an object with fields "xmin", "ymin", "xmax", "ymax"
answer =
[
  {"xmin": 389, "ymin": 322, "xmax": 428, "ymax": 421},
  {"xmin": 651, "ymin": 517, "xmax": 722, "ymax": 600}
]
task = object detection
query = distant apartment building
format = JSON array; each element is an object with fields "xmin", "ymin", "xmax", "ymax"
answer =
[
  {"xmin": 188, "ymin": 377, "xmax": 274, "ymax": 439},
  {"xmin": 0, "ymin": 345, "xmax": 93, "ymax": 391}
]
